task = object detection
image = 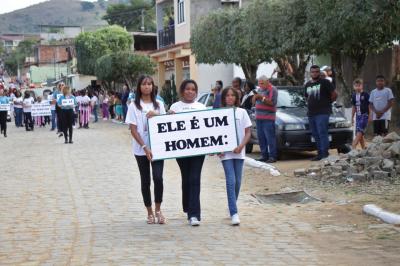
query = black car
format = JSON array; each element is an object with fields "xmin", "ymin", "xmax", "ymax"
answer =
[{"xmin": 197, "ymin": 86, "xmax": 353, "ymax": 157}]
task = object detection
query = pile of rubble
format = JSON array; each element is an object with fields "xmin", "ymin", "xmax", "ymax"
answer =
[{"xmin": 294, "ymin": 132, "xmax": 400, "ymax": 182}]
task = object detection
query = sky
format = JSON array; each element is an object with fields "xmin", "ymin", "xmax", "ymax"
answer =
[{"xmin": 0, "ymin": 0, "xmax": 97, "ymax": 15}]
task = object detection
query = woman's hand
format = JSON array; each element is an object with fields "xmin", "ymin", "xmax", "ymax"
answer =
[
  {"xmin": 217, "ymin": 153, "xmax": 225, "ymax": 158},
  {"xmin": 167, "ymin": 110, "xmax": 175, "ymax": 115},
  {"xmin": 144, "ymin": 147, "xmax": 153, "ymax": 161},
  {"xmin": 146, "ymin": 110, "xmax": 158, "ymax": 119},
  {"xmin": 233, "ymin": 145, "xmax": 244, "ymax": 154}
]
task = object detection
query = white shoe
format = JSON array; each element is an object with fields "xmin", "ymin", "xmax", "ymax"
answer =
[
  {"xmin": 189, "ymin": 217, "xmax": 200, "ymax": 226},
  {"xmin": 231, "ymin": 214, "xmax": 240, "ymax": 226}
]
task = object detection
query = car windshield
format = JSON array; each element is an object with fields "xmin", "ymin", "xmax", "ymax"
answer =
[{"xmin": 277, "ymin": 88, "xmax": 306, "ymax": 108}]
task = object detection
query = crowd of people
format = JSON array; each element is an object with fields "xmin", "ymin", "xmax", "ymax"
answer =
[{"xmin": 0, "ymin": 65, "xmax": 396, "ymax": 227}]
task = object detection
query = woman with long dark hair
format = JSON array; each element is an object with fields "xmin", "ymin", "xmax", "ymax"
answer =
[
  {"xmin": 126, "ymin": 75, "xmax": 166, "ymax": 224},
  {"xmin": 23, "ymin": 91, "xmax": 34, "ymax": 131},
  {"xmin": 169, "ymin": 79, "xmax": 206, "ymax": 226},
  {"xmin": 57, "ymin": 86, "xmax": 77, "ymax": 144}
]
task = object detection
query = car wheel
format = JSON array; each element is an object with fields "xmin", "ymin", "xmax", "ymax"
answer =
[
  {"xmin": 245, "ymin": 143, "xmax": 253, "ymax": 153},
  {"xmin": 337, "ymin": 144, "xmax": 351, "ymax": 154}
]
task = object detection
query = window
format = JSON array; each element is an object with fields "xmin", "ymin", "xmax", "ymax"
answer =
[{"xmin": 177, "ymin": 0, "xmax": 185, "ymax": 24}]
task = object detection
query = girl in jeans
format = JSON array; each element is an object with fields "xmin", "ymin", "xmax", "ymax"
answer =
[
  {"xmin": 219, "ymin": 87, "xmax": 252, "ymax": 225},
  {"xmin": 125, "ymin": 75, "xmax": 166, "ymax": 224},
  {"xmin": 169, "ymin": 80, "xmax": 206, "ymax": 226}
]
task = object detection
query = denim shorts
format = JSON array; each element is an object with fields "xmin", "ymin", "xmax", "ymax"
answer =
[{"xmin": 356, "ymin": 114, "xmax": 369, "ymax": 134}]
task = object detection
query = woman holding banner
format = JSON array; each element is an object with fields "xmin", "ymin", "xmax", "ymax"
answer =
[
  {"xmin": 23, "ymin": 91, "xmax": 35, "ymax": 131},
  {"xmin": 57, "ymin": 86, "xmax": 77, "ymax": 144},
  {"xmin": 219, "ymin": 87, "xmax": 252, "ymax": 226},
  {"xmin": 125, "ymin": 75, "xmax": 166, "ymax": 224},
  {"xmin": 169, "ymin": 80, "xmax": 206, "ymax": 226},
  {"xmin": 0, "ymin": 88, "xmax": 9, "ymax": 137}
]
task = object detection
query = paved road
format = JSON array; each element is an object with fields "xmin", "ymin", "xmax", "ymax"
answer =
[{"xmin": 0, "ymin": 122, "xmax": 322, "ymax": 265}]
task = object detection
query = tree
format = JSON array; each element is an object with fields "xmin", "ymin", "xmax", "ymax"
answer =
[
  {"xmin": 81, "ymin": 1, "xmax": 95, "ymax": 11},
  {"xmin": 191, "ymin": 7, "xmax": 267, "ymax": 83},
  {"xmin": 4, "ymin": 39, "xmax": 37, "ymax": 76},
  {"xmin": 75, "ymin": 25, "xmax": 133, "ymax": 76},
  {"xmin": 95, "ymin": 51, "xmax": 155, "ymax": 90},
  {"xmin": 305, "ymin": 0, "xmax": 400, "ymax": 104},
  {"xmin": 103, "ymin": 0, "xmax": 156, "ymax": 32}
]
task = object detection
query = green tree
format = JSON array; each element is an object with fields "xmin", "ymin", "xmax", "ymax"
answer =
[
  {"xmin": 191, "ymin": 7, "xmax": 266, "ymax": 83},
  {"xmin": 4, "ymin": 39, "xmax": 37, "ymax": 76},
  {"xmin": 103, "ymin": 0, "xmax": 156, "ymax": 32},
  {"xmin": 95, "ymin": 51, "xmax": 155, "ymax": 90},
  {"xmin": 75, "ymin": 25, "xmax": 133, "ymax": 76},
  {"xmin": 305, "ymin": 0, "xmax": 400, "ymax": 104}
]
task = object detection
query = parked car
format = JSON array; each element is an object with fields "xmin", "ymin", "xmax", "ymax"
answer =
[{"xmin": 197, "ymin": 86, "xmax": 353, "ymax": 157}]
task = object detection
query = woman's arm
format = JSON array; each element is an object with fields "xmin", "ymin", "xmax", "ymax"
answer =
[
  {"xmin": 130, "ymin": 124, "xmax": 152, "ymax": 161},
  {"xmin": 233, "ymin": 127, "xmax": 251, "ymax": 154}
]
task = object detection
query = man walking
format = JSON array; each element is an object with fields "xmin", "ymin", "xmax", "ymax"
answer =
[
  {"xmin": 369, "ymin": 75, "xmax": 394, "ymax": 136},
  {"xmin": 305, "ymin": 65, "xmax": 337, "ymax": 161},
  {"xmin": 252, "ymin": 75, "xmax": 278, "ymax": 163}
]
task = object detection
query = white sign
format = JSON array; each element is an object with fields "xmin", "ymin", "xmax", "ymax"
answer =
[
  {"xmin": 62, "ymin": 99, "xmax": 74, "ymax": 107},
  {"xmin": 148, "ymin": 108, "xmax": 238, "ymax": 160},
  {"xmin": 0, "ymin": 104, "xmax": 11, "ymax": 111},
  {"xmin": 31, "ymin": 103, "xmax": 52, "ymax": 117}
]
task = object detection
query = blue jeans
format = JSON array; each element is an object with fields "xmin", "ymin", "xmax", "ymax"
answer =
[
  {"xmin": 93, "ymin": 105, "xmax": 98, "ymax": 122},
  {"xmin": 308, "ymin": 114, "xmax": 330, "ymax": 158},
  {"xmin": 256, "ymin": 120, "xmax": 277, "ymax": 159},
  {"xmin": 51, "ymin": 110, "xmax": 56, "ymax": 130},
  {"xmin": 14, "ymin": 108, "xmax": 23, "ymax": 127},
  {"xmin": 222, "ymin": 159, "xmax": 244, "ymax": 216}
]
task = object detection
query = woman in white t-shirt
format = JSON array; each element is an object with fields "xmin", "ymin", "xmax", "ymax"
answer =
[
  {"xmin": 22, "ymin": 91, "xmax": 35, "ymax": 131},
  {"xmin": 219, "ymin": 87, "xmax": 252, "ymax": 226},
  {"xmin": 125, "ymin": 75, "xmax": 166, "ymax": 224},
  {"xmin": 13, "ymin": 90, "xmax": 24, "ymax": 127},
  {"xmin": 169, "ymin": 80, "xmax": 206, "ymax": 226}
]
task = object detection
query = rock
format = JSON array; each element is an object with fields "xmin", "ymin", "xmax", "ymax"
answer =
[
  {"xmin": 308, "ymin": 166, "xmax": 321, "ymax": 173},
  {"xmin": 373, "ymin": 170, "xmax": 390, "ymax": 179},
  {"xmin": 382, "ymin": 150, "xmax": 392, "ymax": 159},
  {"xmin": 347, "ymin": 149, "xmax": 360, "ymax": 158},
  {"xmin": 388, "ymin": 141, "xmax": 400, "ymax": 156},
  {"xmin": 351, "ymin": 173, "xmax": 367, "ymax": 182},
  {"xmin": 383, "ymin": 132, "xmax": 400, "ymax": 143},
  {"xmin": 330, "ymin": 172, "xmax": 342, "ymax": 179},
  {"xmin": 382, "ymin": 159, "xmax": 394, "ymax": 172},
  {"xmin": 325, "ymin": 155, "xmax": 340, "ymax": 164},
  {"xmin": 355, "ymin": 158, "xmax": 367, "ymax": 165},
  {"xmin": 395, "ymin": 165, "xmax": 400, "ymax": 173},
  {"xmin": 372, "ymin": 136, "xmax": 384, "ymax": 143},
  {"xmin": 330, "ymin": 165, "xmax": 343, "ymax": 173},
  {"xmin": 294, "ymin": 168, "xmax": 306, "ymax": 177}
]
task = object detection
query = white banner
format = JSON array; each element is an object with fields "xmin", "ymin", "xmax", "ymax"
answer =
[
  {"xmin": 148, "ymin": 108, "xmax": 238, "ymax": 160},
  {"xmin": 31, "ymin": 103, "xmax": 51, "ymax": 116},
  {"xmin": 61, "ymin": 99, "xmax": 74, "ymax": 107},
  {"xmin": 0, "ymin": 104, "xmax": 10, "ymax": 111}
]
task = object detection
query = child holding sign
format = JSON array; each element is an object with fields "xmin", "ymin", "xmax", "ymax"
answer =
[
  {"xmin": 125, "ymin": 75, "xmax": 166, "ymax": 224},
  {"xmin": 169, "ymin": 80, "xmax": 206, "ymax": 226},
  {"xmin": 219, "ymin": 87, "xmax": 252, "ymax": 226},
  {"xmin": 57, "ymin": 86, "xmax": 77, "ymax": 144},
  {"xmin": 0, "ymin": 88, "xmax": 9, "ymax": 137}
]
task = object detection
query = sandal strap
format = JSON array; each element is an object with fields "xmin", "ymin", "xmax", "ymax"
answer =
[{"xmin": 156, "ymin": 211, "xmax": 166, "ymax": 224}]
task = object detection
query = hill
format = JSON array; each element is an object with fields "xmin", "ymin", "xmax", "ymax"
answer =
[{"xmin": 0, "ymin": 0, "xmax": 127, "ymax": 34}]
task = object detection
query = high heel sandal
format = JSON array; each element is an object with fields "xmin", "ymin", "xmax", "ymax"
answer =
[
  {"xmin": 147, "ymin": 214, "xmax": 155, "ymax": 224},
  {"xmin": 155, "ymin": 211, "xmax": 166, "ymax": 224}
]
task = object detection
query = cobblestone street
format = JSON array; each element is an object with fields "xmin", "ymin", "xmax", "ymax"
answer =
[{"xmin": 0, "ymin": 122, "xmax": 398, "ymax": 265}]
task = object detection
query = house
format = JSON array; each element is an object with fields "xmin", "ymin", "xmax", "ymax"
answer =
[
  {"xmin": 38, "ymin": 25, "xmax": 83, "ymax": 44},
  {"xmin": 0, "ymin": 34, "xmax": 40, "ymax": 54},
  {"xmin": 151, "ymin": 0, "xmax": 253, "ymax": 92}
]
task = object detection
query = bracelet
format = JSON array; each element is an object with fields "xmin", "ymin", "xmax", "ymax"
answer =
[{"xmin": 141, "ymin": 144, "xmax": 147, "ymax": 149}]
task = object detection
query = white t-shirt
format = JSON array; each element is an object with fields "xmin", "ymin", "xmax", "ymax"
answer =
[
  {"xmin": 23, "ymin": 97, "xmax": 34, "ymax": 112},
  {"xmin": 13, "ymin": 96, "xmax": 23, "ymax": 109},
  {"xmin": 125, "ymin": 100, "xmax": 166, "ymax": 156},
  {"xmin": 75, "ymin": 95, "xmax": 83, "ymax": 105},
  {"xmin": 80, "ymin": 95, "xmax": 91, "ymax": 104},
  {"xmin": 169, "ymin": 101, "xmax": 206, "ymax": 113},
  {"xmin": 91, "ymin": 95, "xmax": 98, "ymax": 105},
  {"xmin": 369, "ymin": 87, "xmax": 395, "ymax": 120},
  {"xmin": 220, "ymin": 108, "xmax": 252, "ymax": 160}
]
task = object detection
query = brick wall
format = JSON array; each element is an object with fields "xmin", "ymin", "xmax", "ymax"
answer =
[{"xmin": 37, "ymin": 45, "xmax": 69, "ymax": 64}]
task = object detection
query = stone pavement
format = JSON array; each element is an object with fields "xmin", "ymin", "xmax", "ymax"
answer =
[{"xmin": 0, "ymin": 122, "xmax": 322, "ymax": 265}]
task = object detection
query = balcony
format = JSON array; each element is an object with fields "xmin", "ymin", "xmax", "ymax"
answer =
[{"xmin": 158, "ymin": 25, "xmax": 175, "ymax": 49}]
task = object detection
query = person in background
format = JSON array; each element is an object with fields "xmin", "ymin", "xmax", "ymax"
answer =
[
  {"xmin": 125, "ymin": 75, "xmax": 166, "ymax": 224},
  {"xmin": 252, "ymin": 75, "xmax": 278, "ymax": 163},
  {"xmin": 53, "ymin": 83, "xmax": 64, "ymax": 137},
  {"xmin": 102, "ymin": 92, "xmax": 110, "ymax": 120},
  {"xmin": 79, "ymin": 90, "xmax": 91, "ymax": 129},
  {"xmin": 219, "ymin": 87, "xmax": 252, "ymax": 225},
  {"xmin": 122, "ymin": 84, "xmax": 130, "ymax": 122},
  {"xmin": 114, "ymin": 93, "xmax": 123, "ymax": 123},
  {"xmin": 34, "ymin": 96, "xmax": 45, "ymax": 127},
  {"xmin": 232, "ymin": 77, "xmax": 243, "ymax": 100},
  {"xmin": 108, "ymin": 91, "xmax": 115, "ymax": 119},
  {"xmin": 351, "ymin": 79, "xmax": 370, "ymax": 149},
  {"xmin": 241, "ymin": 81, "xmax": 255, "ymax": 110},
  {"xmin": 369, "ymin": 75, "xmax": 395, "ymax": 136},
  {"xmin": 212, "ymin": 85, "xmax": 222, "ymax": 109},
  {"xmin": 169, "ymin": 80, "xmax": 206, "ymax": 226},
  {"xmin": 91, "ymin": 91, "xmax": 99, "ymax": 123},
  {"xmin": 57, "ymin": 86, "xmax": 77, "ymax": 144},
  {"xmin": 0, "ymin": 88, "xmax": 9, "ymax": 137},
  {"xmin": 23, "ymin": 91, "xmax": 35, "ymax": 131},
  {"xmin": 305, "ymin": 65, "xmax": 337, "ymax": 161},
  {"xmin": 13, "ymin": 90, "xmax": 23, "ymax": 128}
]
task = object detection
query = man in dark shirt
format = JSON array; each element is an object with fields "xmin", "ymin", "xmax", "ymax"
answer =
[{"xmin": 305, "ymin": 65, "xmax": 337, "ymax": 161}]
